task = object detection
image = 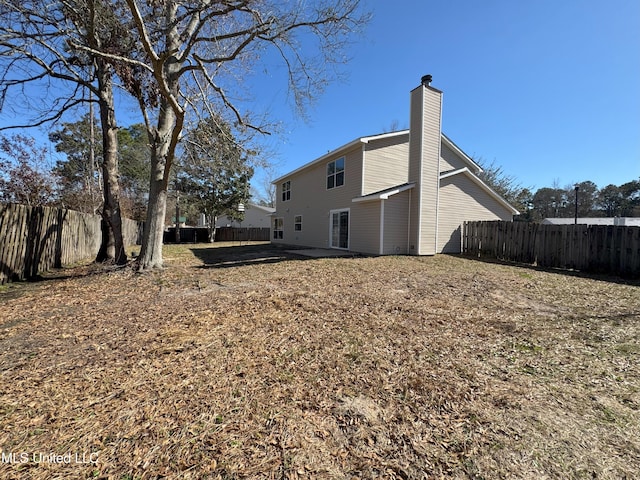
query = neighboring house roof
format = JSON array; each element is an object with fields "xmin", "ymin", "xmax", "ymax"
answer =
[
  {"xmin": 352, "ymin": 182, "xmax": 415, "ymax": 203},
  {"xmin": 542, "ymin": 217, "xmax": 640, "ymax": 226},
  {"xmin": 440, "ymin": 168, "xmax": 520, "ymax": 215},
  {"xmin": 214, "ymin": 203, "xmax": 275, "ymax": 225},
  {"xmin": 247, "ymin": 203, "xmax": 276, "ymax": 214}
]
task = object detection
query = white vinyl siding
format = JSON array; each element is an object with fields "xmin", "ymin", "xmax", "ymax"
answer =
[
  {"xmin": 362, "ymin": 134, "xmax": 410, "ymax": 195},
  {"xmin": 408, "ymin": 85, "xmax": 442, "ymax": 256},
  {"xmin": 382, "ymin": 190, "xmax": 410, "ymax": 255},
  {"xmin": 271, "ymin": 146, "xmax": 363, "ymax": 249},
  {"xmin": 437, "ymin": 174, "xmax": 514, "ymax": 253},
  {"xmin": 440, "ymin": 141, "xmax": 471, "ymax": 173},
  {"xmin": 349, "ymin": 202, "xmax": 380, "ymax": 255}
]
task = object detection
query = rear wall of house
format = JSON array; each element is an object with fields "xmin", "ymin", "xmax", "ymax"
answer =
[
  {"xmin": 362, "ymin": 134, "xmax": 410, "ymax": 195},
  {"xmin": 437, "ymin": 175, "xmax": 514, "ymax": 253},
  {"xmin": 271, "ymin": 144, "xmax": 363, "ymax": 249},
  {"xmin": 350, "ymin": 202, "xmax": 380, "ymax": 254},
  {"xmin": 383, "ymin": 190, "xmax": 410, "ymax": 255}
]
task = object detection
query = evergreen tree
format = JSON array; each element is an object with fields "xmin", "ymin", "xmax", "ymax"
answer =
[
  {"xmin": 177, "ymin": 117, "xmax": 253, "ymax": 242},
  {"xmin": 49, "ymin": 114, "xmax": 102, "ymax": 213}
]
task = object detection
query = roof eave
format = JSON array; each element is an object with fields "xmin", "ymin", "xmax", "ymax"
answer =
[
  {"xmin": 441, "ymin": 134, "xmax": 483, "ymax": 174},
  {"xmin": 272, "ymin": 130, "xmax": 411, "ymax": 185},
  {"xmin": 440, "ymin": 168, "xmax": 520, "ymax": 215},
  {"xmin": 352, "ymin": 182, "xmax": 415, "ymax": 203}
]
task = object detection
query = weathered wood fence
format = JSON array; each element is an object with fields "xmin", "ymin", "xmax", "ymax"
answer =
[
  {"xmin": 215, "ymin": 227, "xmax": 271, "ymax": 242},
  {"xmin": 0, "ymin": 203, "xmax": 142, "ymax": 284},
  {"xmin": 163, "ymin": 226, "xmax": 271, "ymax": 243},
  {"xmin": 463, "ymin": 221, "xmax": 640, "ymax": 277}
]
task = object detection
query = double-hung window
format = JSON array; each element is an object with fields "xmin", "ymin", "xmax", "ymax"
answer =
[
  {"xmin": 294, "ymin": 215, "xmax": 302, "ymax": 231},
  {"xmin": 327, "ymin": 157, "xmax": 344, "ymax": 189},
  {"xmin": 282, "ymin": 181, "xmax": 291, "ymax": 202}
]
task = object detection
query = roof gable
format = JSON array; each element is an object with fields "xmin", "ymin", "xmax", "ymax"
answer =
[
  {"xmin": 272, "ymin": 130, "xmax": 410, "ymax": 184},
  {"xmin": 273, "ymin": 130, "xmax": 478, "ymax": 185},
  {"xmin": 440, "ymin": 168, "xmax": 520, "ymax": 215},
  {"xmin": 441, "ymin": 134, "xmax": 482, "ymax": 174}
]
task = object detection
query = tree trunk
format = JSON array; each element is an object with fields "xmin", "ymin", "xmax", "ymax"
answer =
[
  {"xmin": 136, "ymin": 4, "xmax": 184, "ymax": 270},
  {"xmin": 207, "ymin": 213, "xmax": 217, "ymax": 243},
  {"xmin": 137, "ymin": 154, "xmax": 168, "ymax": 269},
  {"xmin": 137, "ymin": 95, "xmax": 181, "ymax": 270},
  {"xmin": 95, "ymin": 58, "xmax": 126, "ymax": 264}
]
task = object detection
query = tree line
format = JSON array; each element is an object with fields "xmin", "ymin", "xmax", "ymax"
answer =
[
  {"xmin": 0, "ymin": 121, "xmax": 151, "ymax": 219},
  {"xmin": 1, "ymin": 113, "xmax": 255, "ymax": 244},
  {"xmin": 477, "ymin": 161, "xmax": 640, "ymax": 221},
  {"xmin": 0, "ymin": 0, "xmax": 368, "ymax": 270}
]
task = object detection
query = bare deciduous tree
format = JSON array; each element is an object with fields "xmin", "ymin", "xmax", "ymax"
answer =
[
  {"xmin": 0, "ymin": 0, "xmax": 128, "ymax": 263},
  {"xmin": 0, "ymin": 134, "xmax": 56, "ymax": 206},
  {"xmin": 82, "ymin": 0, "xmax": 370, "ymax": 270}
]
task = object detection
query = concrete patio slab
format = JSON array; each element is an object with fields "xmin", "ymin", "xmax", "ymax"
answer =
[{"xmin": 286, "ymin": 248, "xmax": 356, "ymax": 258}]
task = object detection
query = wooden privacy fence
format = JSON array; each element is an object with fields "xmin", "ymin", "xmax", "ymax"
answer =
[
  {"xmin": 215, "ymin": 227, "xmax": 271, "ymax": 242},
  {"xmin": 163, "ymin": 227, "xmax": 271, "ymax": 243},
  {"xmin": 463, "ymin": 220, "xmax": 640, "ymax": 277},
  {"xmin": 0, "ymin": 203, "xmax": 142, "ymax": 284}
]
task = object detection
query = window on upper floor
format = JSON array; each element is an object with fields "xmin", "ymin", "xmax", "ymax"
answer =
[
  {"xmin": 327, "ymin": 157, "xmax": 344, "ymax": 189},
  {"xmin": 281, "ymin": 181, "xmax": 291, "ymax": 202}
]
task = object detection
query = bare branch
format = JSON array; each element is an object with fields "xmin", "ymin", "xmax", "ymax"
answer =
[
  {"xmin": 123, "ymin": 0, "xmax": 160, "ymax": 63},
  {"xmin": 0, "ymin": 96, "xmax": 86, "ymax": 131},
  {"xmin": 65, "ymin": 40, "xmax": 154, "ymax": 74},
  {"xmin": 193, "ymin": 57, "xmax": 268, "ymax": 135}
]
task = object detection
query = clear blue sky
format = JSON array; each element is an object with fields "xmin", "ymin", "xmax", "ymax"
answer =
[
  {"xmin": 257, "ymin": 0, "xmax": 640, "ymax": 192},
  {"xmin": 1, "ymin": 0, "xmax": 638, "ymax": 195}
]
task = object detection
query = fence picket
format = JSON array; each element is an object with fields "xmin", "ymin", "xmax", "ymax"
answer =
[
  {"xmin": 463, "ymin": 220, "xmax": 640, "ymax": 278},
  {"xmin": 0, "ymin": 203, "xmax": 142, "ymax": 284}
]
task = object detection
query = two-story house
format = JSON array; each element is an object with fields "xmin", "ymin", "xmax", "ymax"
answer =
[{"xmin": 271, "ymin": 75, "xmax": 519, "ymax": 255}]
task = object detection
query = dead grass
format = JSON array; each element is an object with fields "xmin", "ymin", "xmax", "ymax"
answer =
[{"xmin": 1, "ymin": 242, "xmax": 639, "ymax": 479}]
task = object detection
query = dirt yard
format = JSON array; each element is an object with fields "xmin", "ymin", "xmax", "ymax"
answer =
[{"xmin": 1, "ymin": 243, "xmax": 639, "ymax": 479}]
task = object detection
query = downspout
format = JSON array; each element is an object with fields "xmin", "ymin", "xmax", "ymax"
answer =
[
  {"xmin": 407, "ymin": 189, "xmax": 412, "ymax": 254},
  {"xmin": 361, "ymin": 143, "xmax": 366, "ymax": 196},
  {"xmin": 379, "ymin": 199, "xmax": 385, "ymax": 255}
]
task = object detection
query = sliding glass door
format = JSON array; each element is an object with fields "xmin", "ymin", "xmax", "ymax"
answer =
[{"xmin": 330, "ymin": 209, "xmax": 349, "ymax": 249}]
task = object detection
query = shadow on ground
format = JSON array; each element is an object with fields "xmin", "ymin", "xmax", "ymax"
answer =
[
  {"xmin": 189, "ymin": 243, "xmax": 313, "ymax": 269},
  {"xmin": 459, "ymin": 254, "xmax": 640, "ymax": 287}
]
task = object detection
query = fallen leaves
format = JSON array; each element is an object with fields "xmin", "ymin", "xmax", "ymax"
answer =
[{"xmin": 0, "ymin": 242, "xmax": 639, "ymax": 479}]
